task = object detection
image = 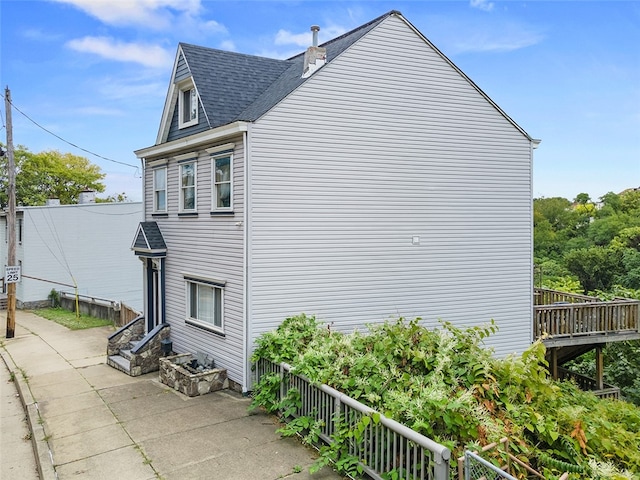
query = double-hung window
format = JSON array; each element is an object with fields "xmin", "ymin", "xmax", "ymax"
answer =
[
  {"xmin": 153, "ymin": 167, "xmax": 167, "ymax": 213},
  {"xmin": 212, "ymin": 154, "xmax": 232, "ymax": 210},
  {"xmin": 186, "ymin": 278, "xmax": 223, "ymax": 332},
  {"xmin": 178, "ymin": 80, "xmax": 198, "ymax": 129},
  {"xmin": 180, "ymin": 162, "xmax": 196, "ymax": 211}
]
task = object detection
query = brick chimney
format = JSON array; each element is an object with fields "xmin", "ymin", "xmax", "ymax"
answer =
[{"xmin": 302, "ymin": 25, "xmax": 326, "ymax": 78}]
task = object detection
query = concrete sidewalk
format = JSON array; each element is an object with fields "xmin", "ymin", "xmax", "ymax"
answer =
[{"xmin": 0, "ymin": 310, "xmax": 343, "ymax": 480}]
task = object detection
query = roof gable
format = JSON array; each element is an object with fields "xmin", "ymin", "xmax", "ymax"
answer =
[
  {"xmin": 151, "ymin": 10, "xmax": 534, "ymax": 148},
  {"xmin": 132, "ymin": 221, "xmax": 167, "ymax": 257},
  {"xmin": 155, "ymin": 11, "xmax": 394, "ymax": 145}
]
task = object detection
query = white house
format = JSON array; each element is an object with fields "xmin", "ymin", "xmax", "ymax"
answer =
[
  {"xmin": 131, "ymin": 11, "xmax": 539, "ymax": 392},
  {"xmin": 1, "ymin": 199, "xmax": 143, "ymax": 311}
]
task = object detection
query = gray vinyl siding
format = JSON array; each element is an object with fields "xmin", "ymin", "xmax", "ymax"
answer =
[
  {"xmin": 248, "ymin": 15, "xmax": 533, "ymax": 357},
  {"xmin": 144, "ymin": 136, "xmax": 245, "ymax": 385}
]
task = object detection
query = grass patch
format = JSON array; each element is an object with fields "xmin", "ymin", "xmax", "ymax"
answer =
[{"xmin": 32, "ymin": 308, "xmax": 113, "ymax": 330}]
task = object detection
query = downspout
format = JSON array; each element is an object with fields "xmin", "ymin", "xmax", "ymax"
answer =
[
  {"xmin": 529, "ymin": 139, "xmax": 541, "ymax": 344},
  {"xmin": 242, "ymin": 127, "xmax": 251, "ymax": 393},
  {"xmin": 140, "ymin": 158, "xmax": 148, "ymax": 329}
]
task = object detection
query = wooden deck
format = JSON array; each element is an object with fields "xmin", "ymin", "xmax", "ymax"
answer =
[
  {"xmin": 534, "ymin": 288, "xmax": 639, "ymax": 399},
  {"xmin": 534, "ymin": 288, "xmax": 640, "ymax": 347}
]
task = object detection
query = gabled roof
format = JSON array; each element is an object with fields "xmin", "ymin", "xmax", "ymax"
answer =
[
  {"xmin": 131, "ymin": 222, "xmax": 167, "ymax": 257},
  {"xmin": 236, "ymin": 11, "xmax": 389, "ymax": 122},
  {"xmin": 182, "ymin": 45, "xmax": 293, "ymax": 129},
  {"xmin": 155, "ymin": 11, "xmax": 393, "ymax": 144},
  {"xmin": 148, "ymin": 9, "xmax": 536, "ymax": 150}
]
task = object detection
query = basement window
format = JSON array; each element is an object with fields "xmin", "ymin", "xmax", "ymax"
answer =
[{"xmin": 185, "ymin": 278, "xmax": 224, "ymax": 333}]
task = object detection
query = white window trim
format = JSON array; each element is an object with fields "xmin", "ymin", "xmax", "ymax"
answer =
[
  {"xmin": 184, "ymin": 277, "xmax": 224, "ymax": 333},
  {"xmin": 177, "ymin": 79, "xmax": 198, "ymax": 129},
  {"xmin": 211, "ymin": 153, "xmax": 233, "ymax": 211},
  {"xmin": 179, "ymin": 161, "xmax": 197, "ymax": 212},
  {"xmin": 153, "ymin": 166, "xmax": 167, "ymax": 213}
]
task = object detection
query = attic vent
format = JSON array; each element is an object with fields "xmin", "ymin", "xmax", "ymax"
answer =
[{"xmin": 302, "ymin": 25, "xmax": 326, "ymax": 78}]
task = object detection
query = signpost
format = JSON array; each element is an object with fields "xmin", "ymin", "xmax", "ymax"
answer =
[
  {"xmin": 5, "ymin": 266, "xmax": 21, "ymax": 284},
  {"xmin": 5, "ymin": 86, "xmax": 16, "ymax": 338}
]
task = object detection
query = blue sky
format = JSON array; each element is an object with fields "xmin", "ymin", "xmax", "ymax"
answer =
[{"xmin": 1, "ymin": 0, "xmax": 639, "ymax": 202}]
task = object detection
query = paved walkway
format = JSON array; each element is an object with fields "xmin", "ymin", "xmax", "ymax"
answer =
[
  {"xmin": 1, "ymin": 346, "xmax": 39, "ymax": 480},
  {"xmin": 0, "ymin": 310, "xmax": 342, "ymax": 479}
]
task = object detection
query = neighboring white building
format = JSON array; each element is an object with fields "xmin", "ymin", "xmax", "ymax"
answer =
[
  {"xmin": 132, "ymin": 11, "xmax": 539, "ymax": 392},
  {"xmin": 1, "ymin": 200, "xmax": 143, "ymax": 310}
]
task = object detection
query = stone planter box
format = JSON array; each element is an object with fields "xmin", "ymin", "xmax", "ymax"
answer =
[{"xmin": 159, "ymin": 353, "xmax": 228, "ymax": 397}]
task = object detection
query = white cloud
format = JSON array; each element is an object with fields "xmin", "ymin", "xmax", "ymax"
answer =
[
  {"xmin": 274, "ymin": 25, "xmax": 348, "ymax": 47},
  {"xmin": 23, "ymin": 28, "xmax": 62, "ymax": 42},
  {"xmin": 51, "ymin": 0, "xmax": 225, "ymax": 34},
  {"xmin": 253, "ymin": 48, "xmax": 301, "ymax": 61},
  {"xmin": 219, "ymin": 40, "xmax": 237, "ymax": 52},
  {"xmin": 53, "ymin": 0, "xmax": 191, "ymax": 28},
  {"xmin": 275, "ymin": 29, "xmax": 312, "ymax": 47},
  {"xmin": 424, "ymin": 15, "xmax": 545, "ymax": 54},
  {"xmin": 451, "ymin": 25, "xmax": 544, "ymax": 53},
  {"xmin": 66, "ymin": 36, "xmax": 173, "ymax": 68},
  {"xmin": 470, "ymin": 0, "xmax": 495, "ymax": 12}
]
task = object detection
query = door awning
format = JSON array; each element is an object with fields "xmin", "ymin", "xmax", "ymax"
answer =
[{"xmin": 131, "ymin": 222, "xmax": 167, "ymax": 257}]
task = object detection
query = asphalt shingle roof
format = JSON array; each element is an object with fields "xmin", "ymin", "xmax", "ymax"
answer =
[
  {"xmin": 178, "ymin": 11, "xmax": 394, "ymax": 130},
  {"xmin": 132, "ymin": 221, "xmax": 167, "ymax": 256}
]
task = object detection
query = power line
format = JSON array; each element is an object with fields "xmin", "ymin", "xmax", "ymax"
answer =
[{"xmin": 2, "ymin": 93, "xmax": 139, "ymax": 170}]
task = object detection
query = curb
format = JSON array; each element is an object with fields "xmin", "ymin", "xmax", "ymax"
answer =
[{"xmin": 0, "ymin": 348, "xmax": 58, "ymax": 480}]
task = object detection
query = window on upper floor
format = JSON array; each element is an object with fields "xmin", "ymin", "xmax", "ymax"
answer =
[
  {"xmin": 212, "ymin": 154, "xmax": 232, "ymax": 210},
  {"xmin": 180, "ymin": 162, "xmax": 196, "ymax": 212},
  {"xmin": 185, "ymin": 278, "xmax": 224, "ymax": 332},
  {"xmin": 178, "ymin": 81, "xmax": 198, "ymax": 129},
  {"xmin": 153, "ymin": 167, "xmax": 167, "ymax": 213}
]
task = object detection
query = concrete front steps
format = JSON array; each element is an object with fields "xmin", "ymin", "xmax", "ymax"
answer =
[{"xmin": 107, "ymin": 316, "xmax": 170, "ymax": 376}]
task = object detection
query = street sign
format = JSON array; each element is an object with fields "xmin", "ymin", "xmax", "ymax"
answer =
[{"xmin": 5, "ymin": 265, "xmax": 20, "ymax": 283}]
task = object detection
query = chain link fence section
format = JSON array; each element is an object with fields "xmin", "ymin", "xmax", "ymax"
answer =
[{"xmin": 464, "ymin": 451, "xmax": 518, "ymax": 480}]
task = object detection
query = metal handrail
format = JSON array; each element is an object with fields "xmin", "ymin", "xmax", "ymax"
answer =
[{"xmin": 256, "ymin": 358, "xmax": 451, "ymax": 480}]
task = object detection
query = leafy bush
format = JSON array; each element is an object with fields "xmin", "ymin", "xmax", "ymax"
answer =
[{"xmin": 252, "ymin": 315, "xmax": 640, "ymax": 479}]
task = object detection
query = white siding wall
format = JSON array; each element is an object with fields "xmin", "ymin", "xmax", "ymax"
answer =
[
  {"xmin": 16, "ymin": 203, "xmax": 143, "ymax": 310},
  {"xmin": 144, "ymin": 135, "xmax": 245, "ymax": 386},
  {"xmin": 248, "ymin": 16, "xmax": 534, "ymax": 357}
]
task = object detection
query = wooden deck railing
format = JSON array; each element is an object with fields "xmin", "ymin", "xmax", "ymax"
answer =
[
  {"xmin": 534, "ymin": 288, "xmax": 600, "ymax": 306},
  {"xmin": 534, "ymin": 289, "xmax": 640, "ymax": 345},
  {"xmin": 557, "ymin": 367, "xmax": 620, "ymax": 400}
]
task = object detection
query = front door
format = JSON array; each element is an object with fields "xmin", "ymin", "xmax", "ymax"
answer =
[{"xmin": 146, "ymin": 257, "xmax": 165, "ymax": 332}]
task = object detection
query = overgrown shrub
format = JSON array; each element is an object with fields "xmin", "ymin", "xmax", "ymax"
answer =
[{"xmin": 251, "ymin": 315, "xmax": 640, "ymax": 479}]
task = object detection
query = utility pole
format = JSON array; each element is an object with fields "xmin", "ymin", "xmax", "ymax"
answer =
[{"xmin": 5, "ymin": 86, "xmax": 16, "ymax": 338}]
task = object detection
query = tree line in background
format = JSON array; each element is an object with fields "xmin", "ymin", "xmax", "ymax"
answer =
[
  {"xmin": 0, "ymin": 144, "xmax": 130, "ymax": 208},
  {"xmin": 534, "ymin": 188, "xmax": 640, "ymax": 405},
  {"xmin": 535, "ymin": 189, "xmax": 640, "ymax": 294}
]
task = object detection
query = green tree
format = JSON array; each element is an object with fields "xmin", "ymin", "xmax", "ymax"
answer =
[
  {"xmin": 564, "ymin": 246, "xmax": 622, "ymax": 293},
  {"xmin": 534, "ymin": 197, "xmax": 573, "ymax": 231},
  {"xmin": 574, "ymin": 192, "xmax": 591, "ymax": 204},
  {"xmin": 96, "ymin": 192, "xmax": 130, "ymax": 203},
  {"xmin": 0, "ymin": 145, "xmax": 106, "ymax": 207}
]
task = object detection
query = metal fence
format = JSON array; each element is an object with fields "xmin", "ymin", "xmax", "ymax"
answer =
[
  {"xmin": 464, "ymin": 451, "xmax": 517, "ymax": 480},
  {"xmin": 255, "ymin": 358, "xmax": 451, "ymax": 480}
]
